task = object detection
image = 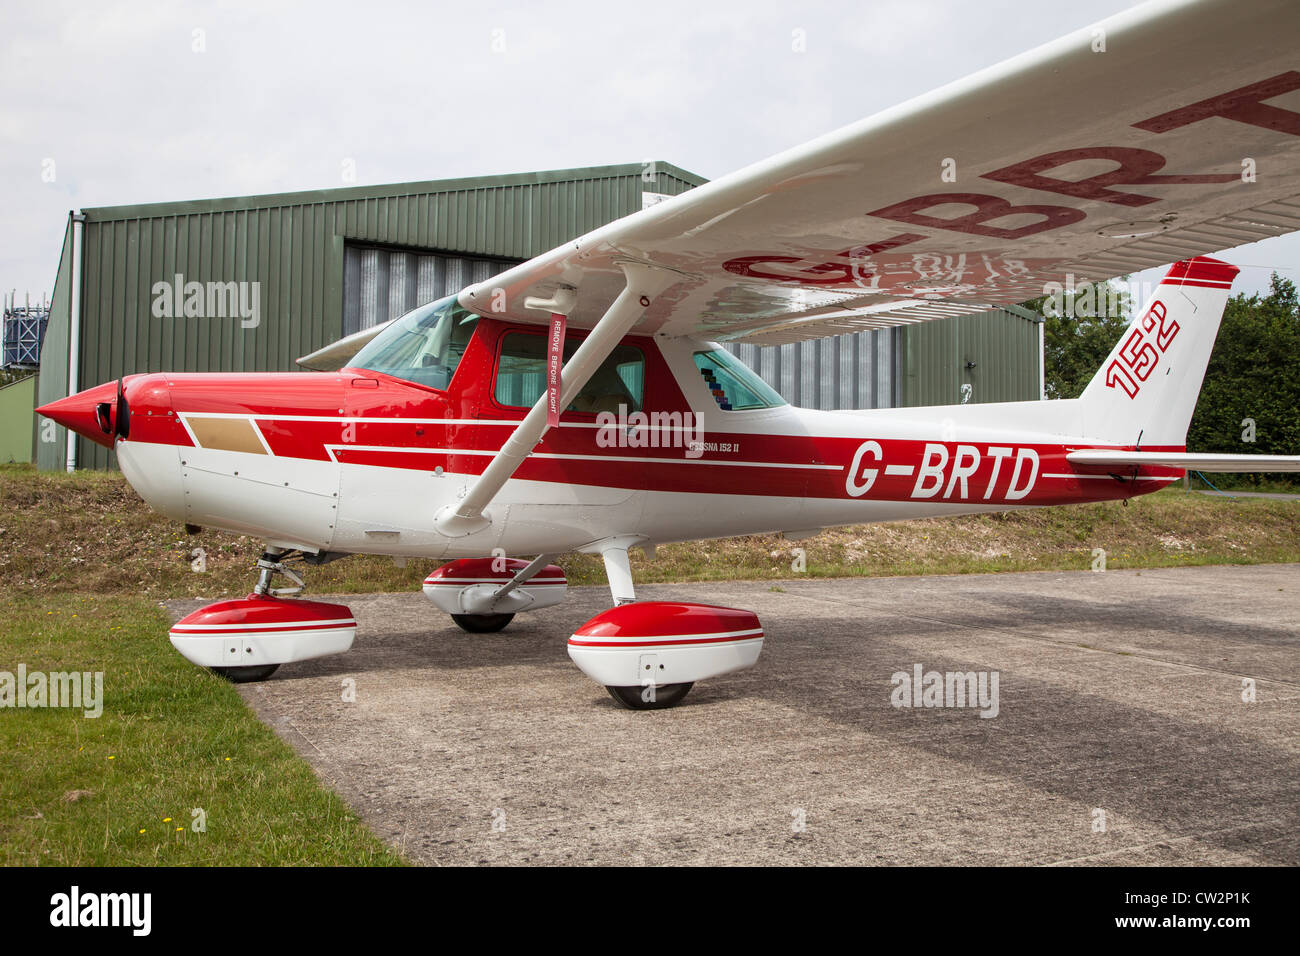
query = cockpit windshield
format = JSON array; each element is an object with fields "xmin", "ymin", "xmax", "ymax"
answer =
[{"xmin": 348, "ymin": 294, "xmax": 479, "ymax": 390}]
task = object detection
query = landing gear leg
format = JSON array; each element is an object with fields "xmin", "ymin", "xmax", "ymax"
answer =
[
  {"xmin": 252, "ymin": 548, "xmax": 305, "ymax": 596},
  {"xmin": 600, "ymin": 541, "xmax": 637, "ymax": 606}
]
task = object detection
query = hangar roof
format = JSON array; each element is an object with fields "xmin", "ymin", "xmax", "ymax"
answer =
[{"xmin": 77, "ymin": 162, "xmax": 708, "ymax": 222}]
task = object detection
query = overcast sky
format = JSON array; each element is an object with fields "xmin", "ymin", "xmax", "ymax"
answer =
[{"xmin": 2, "ymin": 0, "xmax": 1296, "ymax": 311}]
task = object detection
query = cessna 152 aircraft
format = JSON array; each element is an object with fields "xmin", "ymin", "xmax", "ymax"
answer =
[{"xmin": 38, "ymin": 0, "xmax": 1300, "ymax": 707}]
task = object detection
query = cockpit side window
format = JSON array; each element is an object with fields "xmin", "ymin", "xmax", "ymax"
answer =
[
  {"xmin": 692, "ymin": 348, "xmax": 786, "ymax": 410},
  {"xmin": 494, "ymin": 332, "xmax": 644, "ymax": 414},
  {"xmin": 348, "ymin": 294, "xmax": 478, "ymax": 391}
]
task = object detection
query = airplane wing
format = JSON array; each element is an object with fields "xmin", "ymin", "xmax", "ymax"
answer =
[
  {"xmin": 297, "ymin": 321, "xmax": 392, "ymax": 371},
  {"xmin": 458, "ymin": 0, "xmax": 1300, "ymax": 345},
  {"xmin": 1068, "ymin": 451, "xmax": 1300, "ymax": 472},
  {"xmin": 435, "ymin": 0, "xmax": 1300, "ymax": 534}
]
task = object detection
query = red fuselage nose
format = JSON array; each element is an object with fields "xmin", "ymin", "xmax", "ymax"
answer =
[{"xmin": 35, "ymin": 380, "xmax": 123, "ymax": 448}]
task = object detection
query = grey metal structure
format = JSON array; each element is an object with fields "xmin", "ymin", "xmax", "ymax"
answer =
[
  {"xmin": 897, "ymin": 304, "xmax": 1044, "ymax": 408},
  {"xmin": 3, "ymin": 298, "xmax": 49, "ymax": 369}
]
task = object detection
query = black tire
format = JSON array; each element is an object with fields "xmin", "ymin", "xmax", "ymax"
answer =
[
  {"xmin": 451, "ymin": 612, "xmax": 515, "ymax": 633},
  {"xmin": 606, "ymin": 682, "xmax": 694, "ymax": 710},
  {"xmin": 211, "ymin": 664, "xmax": 280, "ymax": 683}
]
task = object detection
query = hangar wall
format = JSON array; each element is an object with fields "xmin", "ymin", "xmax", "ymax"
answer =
[
  {"xmin": 34, "ymin": 223, "xmax": 73, "ymax": 471},
  {"xmin": 0, "ymin": 375, "xmax": 37, "ymax": 464},
  {"xmin": 898, "ymin": 305, "xmax": 1043, "ymax": 407},
  {"xmin": 723, "ymin": 332, "xmax": 898, "ymax": 410},
  {"xmin": 38, "ymin": 164, "xmax": 704, "ymax": 470},
  {"xmin": 723, "ymin": 306, "xmax": 1042, "ymax": 411}
]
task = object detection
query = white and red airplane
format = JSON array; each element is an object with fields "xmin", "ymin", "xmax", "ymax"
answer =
[{"xmin": 38, "ymin": 0, "xmax": 1300, "ymax": 707}]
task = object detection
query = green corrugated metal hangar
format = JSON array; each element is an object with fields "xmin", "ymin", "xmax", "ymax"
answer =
[{"xmin": 35, "ymin": 161, "xmax": 1042, "ymax": 470}]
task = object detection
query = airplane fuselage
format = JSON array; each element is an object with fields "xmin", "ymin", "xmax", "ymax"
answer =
[{"xmin": 108, "ymin": 318, "xmax": 1178, "ymax": 559}]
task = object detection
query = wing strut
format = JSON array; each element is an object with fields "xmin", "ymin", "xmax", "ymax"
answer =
[
  {"xmin": 434, "ymin": 261, "xmax": 677, "ymax": 537},
  {"xmin": 490, "ymin": 553, "xmax": 557, "ymax": 603}
]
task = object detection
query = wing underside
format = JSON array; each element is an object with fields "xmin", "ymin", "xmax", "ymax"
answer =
[{"xmin": 456, "ymin": 0, "xmax": 1300, "ymax": 344}]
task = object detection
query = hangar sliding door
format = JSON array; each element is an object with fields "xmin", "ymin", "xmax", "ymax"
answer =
[
  {"xmin": 722, "ymin": 330, "xmax": 897, "ymax": 412},
  {"xmin": 342, "ymin": 244, "xmax": 521, "ymax": 336}
]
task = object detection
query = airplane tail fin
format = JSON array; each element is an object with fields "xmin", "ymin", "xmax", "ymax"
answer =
[{"xmin": 1077, "ymin": 256, "xmax": 1238, "ymax": 447}]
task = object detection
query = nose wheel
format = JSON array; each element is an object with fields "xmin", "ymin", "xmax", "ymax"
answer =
[
  {"xmin": 202, "ymin": 549, "xmax": 306, "ymax": 681},
  {"xmin": 167, "ymin": 547, "xmax": 357, "ymax": 684},
  {"xmin": 212, "ymin": 664, "xmax": 280, "ymax": 683}
]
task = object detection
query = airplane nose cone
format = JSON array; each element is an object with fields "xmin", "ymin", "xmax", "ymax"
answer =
[{"xmin": 36, "ymin": 381, "xmax": 124, "ymax": 448}]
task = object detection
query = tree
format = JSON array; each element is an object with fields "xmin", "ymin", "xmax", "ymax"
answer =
[
  {"xmin": 0, "ymin": 368, "xmax": 35, "ymax": 389},
  {"xmin": 1023, "ymin": 273, "xmax": 1299, "ymax": 487},
  {"xmin": 1021, "ymin": 279, "xmax": 1132, "ymax": 399},
  {"xmin": 1187, "ymin": 273, "xmax": 1300, "ymax": 485}
]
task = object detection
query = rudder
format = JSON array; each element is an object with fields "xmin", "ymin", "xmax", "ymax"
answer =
[{"xmin": 1078, "ymin": 256, "xmax": 1238, "ymax": 447}]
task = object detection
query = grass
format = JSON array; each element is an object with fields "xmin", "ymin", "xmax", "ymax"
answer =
[
  {"xmin": 4, "ymin": 463, "xmax": 1300, "ymax": 600},
  {"xmin": 1187, "ymin": 474, "xmax": 1300, "ymax": 495},
  {"xmin": 0, "ymin": 592, "xmax": 404, "ymax": 866}
]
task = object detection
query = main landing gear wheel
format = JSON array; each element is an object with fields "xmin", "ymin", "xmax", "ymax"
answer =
[
  {"xmin": 606, "ymin": 682, "xmax": 694, "ymax": 710},
  {"xmin": 451, "ymin": 612, "xmax": 515, "ymax": 633},
  {"xmin": 211, "ymin": 664, "xmax": 280, "ymax": 683}
]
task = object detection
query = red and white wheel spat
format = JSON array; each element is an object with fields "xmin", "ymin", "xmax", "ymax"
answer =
[
  {"xmin": 169, "ymin": 593, "xmax": 356, "ymax": 668},
  {"xmin": 567, "ymin": 602, "xmax": 764, "ymax": 688},
  {"xmin": 423, "ymin": 557, "xmax": 567, "ymax": 615}
]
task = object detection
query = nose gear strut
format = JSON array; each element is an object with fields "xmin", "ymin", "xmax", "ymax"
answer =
[{"xmin": 253, "ymin": 549, "xmax": 306, "ymax": 596}]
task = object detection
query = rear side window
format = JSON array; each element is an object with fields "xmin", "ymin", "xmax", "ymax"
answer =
[
  {"xmin": 494, "ymin": 332, "xmax": 645, "ymax": 414},
  {"xmin": 692, "ymin": 348, "xmax": 786, "ymax": 410}
]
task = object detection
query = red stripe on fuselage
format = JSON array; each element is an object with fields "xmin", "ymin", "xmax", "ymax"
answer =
[{"xmin": 242, "ymin": 418, "xmax": 1180, "ymax": 506}]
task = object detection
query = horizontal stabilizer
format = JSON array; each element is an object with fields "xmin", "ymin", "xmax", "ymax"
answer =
[{"xmin": 1068, "ymin": 451, "xmax": 1300, "ymax": 472}]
